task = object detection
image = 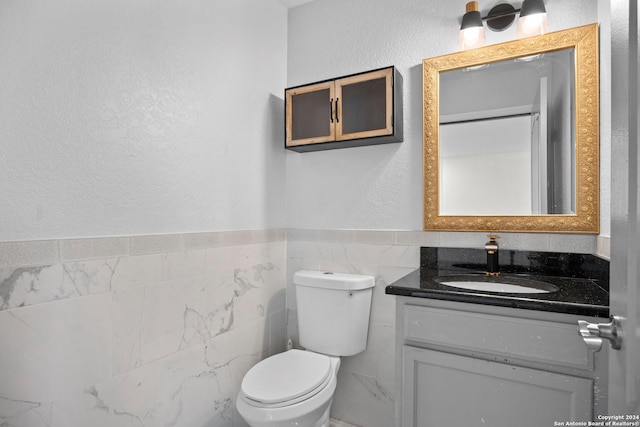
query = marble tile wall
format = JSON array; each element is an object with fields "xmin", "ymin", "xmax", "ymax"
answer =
[
  {"xmin": 0, "ymin": 229, "xmax": 286, "ymax": 427},
  {"xmin": 286, "ymin": 229, "xmax": 606, "ymax": 427}
]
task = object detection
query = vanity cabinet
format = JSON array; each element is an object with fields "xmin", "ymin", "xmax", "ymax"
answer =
[
  {"xmin": 396, "ymin": 297, "xmax": 608, "ymax": 427},
  {"xmin": 285, "ymin": 66, "xmax": 402, "ymax": 152}
]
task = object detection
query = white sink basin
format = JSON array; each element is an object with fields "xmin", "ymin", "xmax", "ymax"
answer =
[
  {"xmin": 439, "ymin": 280, "xmax": 551, "ymax": 294},
  {"xmin": 435, "ymin": 275, "xmax": 558, "ymax": 294}
]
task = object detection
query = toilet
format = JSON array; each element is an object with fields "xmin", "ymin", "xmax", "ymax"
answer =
[{"xmin": 236, "ymin": 270, "xmax": 375, "ymax": 427}]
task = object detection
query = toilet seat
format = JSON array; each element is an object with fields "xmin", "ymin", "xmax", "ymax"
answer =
[{"xmin": 240, "ymin": 350, "xmax": 332, "ymax": 408}]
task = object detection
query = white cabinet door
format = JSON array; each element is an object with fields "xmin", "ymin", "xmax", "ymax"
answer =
[{"xmin": 402, "ymin": 346, "xmax": 593, "ymax": 427}]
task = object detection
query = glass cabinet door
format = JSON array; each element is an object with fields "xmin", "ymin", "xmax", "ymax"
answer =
[
  {"xmin": 285, "ymin": 81, "xmax": 335, "ymax": 148},
  {"xmin": 335, "ymin": 68, "xmax": 393, "ymax": 141}
]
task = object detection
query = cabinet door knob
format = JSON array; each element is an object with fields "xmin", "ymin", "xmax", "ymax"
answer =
[
  {"xmin": 335, "ymin": 98, "xmax": 339, "ymax": 123},
  {"xmin": 577, "ymin": 315, "xmax": 623, "ymax": 351}
]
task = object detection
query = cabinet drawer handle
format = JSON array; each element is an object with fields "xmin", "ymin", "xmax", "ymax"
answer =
[
  {"xmin": 335, "ymin": 98, "xmax": 339, "ymax": 123},
  {"xmin": 329, "ymin": 98, "xmax": 334, "ymax": 123}
]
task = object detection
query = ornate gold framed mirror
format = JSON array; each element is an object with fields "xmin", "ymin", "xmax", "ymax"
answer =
[{"xmin": 423, "ymin": 23, "xmax": 599, "ymax": 233}]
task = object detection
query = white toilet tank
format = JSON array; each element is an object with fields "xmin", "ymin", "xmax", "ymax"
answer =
[{"xmin": 294, "ymin": 270, "xmax": 375, "ymax": 357}]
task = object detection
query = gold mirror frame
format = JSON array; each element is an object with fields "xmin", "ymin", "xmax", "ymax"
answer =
[{"xmin": 423, "ymin": 23, "xmax": 599, "ymax": 234}]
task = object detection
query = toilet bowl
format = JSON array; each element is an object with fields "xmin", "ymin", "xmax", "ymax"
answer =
[
  {"xmin": 236, "ymin": 271, "xmax": 374, "ymax": 427},
  {"xmin": 236, "ymin": 349, "xmax": 340, "ymax": 427}
]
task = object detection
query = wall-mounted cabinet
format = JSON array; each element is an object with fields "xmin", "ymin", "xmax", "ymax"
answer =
[{"xmin": 285, "ymin": 66, "xmax": 403, "ymax": 152}]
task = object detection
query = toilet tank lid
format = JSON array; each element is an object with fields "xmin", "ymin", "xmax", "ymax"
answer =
[{"xmin": 294, "ymin": 270, "xmax": 375, "ymax": 290}]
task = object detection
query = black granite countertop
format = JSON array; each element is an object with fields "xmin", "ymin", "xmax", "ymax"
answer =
[{"xmin": 385, "ymin": 247, "xmax": 610, "ymax": 318}]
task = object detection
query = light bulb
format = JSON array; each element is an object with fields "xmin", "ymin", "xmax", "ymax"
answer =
[
  {"xmin": 458, "ymin": 26, "xmax": 487, "ymax": 51},
  {"xmin": 517, "ymin": 12, "xmax": 549, "ymax": 38},
  {"xmin": 517, "ymin": 0, "xmax": 549, "ymax": 38}
]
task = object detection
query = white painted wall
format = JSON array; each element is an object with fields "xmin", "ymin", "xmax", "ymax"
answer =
[
  {"xmin": 286, "ymin": 0, "xmax": 607, "ymax": 236},
  {"xmin": 0, "ymin": 0, "xmax": 611, "ymax": 241},
  {"xmin": 0, "ymin": 0, "xmax": 287, "ymax": 241}
]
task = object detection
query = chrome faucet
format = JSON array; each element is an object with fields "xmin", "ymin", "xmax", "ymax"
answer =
[{"xmin": 485, "ymin": 235, "xmax": 500, "ymax": 276}]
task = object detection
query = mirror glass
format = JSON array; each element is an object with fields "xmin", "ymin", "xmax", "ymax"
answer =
[
  {"xmin": 422, "ymin": 24, "xmax": 599, "ymax": 233},
  {"xmin": 439, "ymin": 49, "xmax": 575, "ymax": 215}
]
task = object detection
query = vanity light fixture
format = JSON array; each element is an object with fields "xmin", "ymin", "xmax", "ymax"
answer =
[
  {"xmin": 458, "ymin": 1, "xmax": 486, "ymax": 51},
  {"xmin": 464, "ymin": 0, "xmax": 548, "ymax": 37}
]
